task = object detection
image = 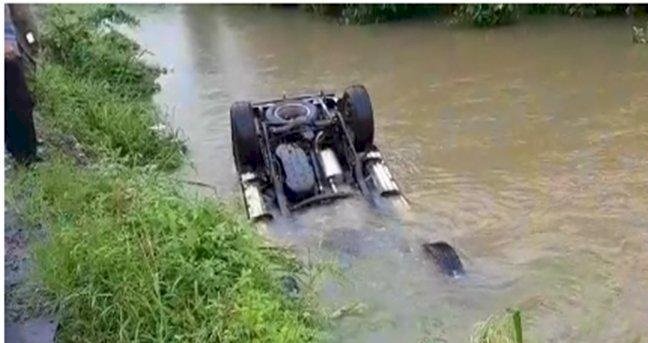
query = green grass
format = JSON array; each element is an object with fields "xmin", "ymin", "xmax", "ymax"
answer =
[
  {"xmin": 470, "ymin": 309, "xmax": 525, "ymax": 343},
  {"xmin": 32, "ymin": 4, "xmax": 183, "ymax": 170},
  {"xmin": 32, "ymin": 64, "xmax": 183, "ymax": 170},
  {"xmin": 39, "ymin": 5, "xmax": 160, "ymax": 98},
  {"xmin": 8, "ymin": 158, "xmax": 323, "ymax": 342}
]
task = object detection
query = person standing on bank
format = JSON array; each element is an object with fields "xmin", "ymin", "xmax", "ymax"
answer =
[{"xmin": 5, "ymin": 4, "xmax": 37, "ymax": 163}]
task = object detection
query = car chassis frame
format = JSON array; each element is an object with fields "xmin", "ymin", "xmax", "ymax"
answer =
[{"xmin": 232, "ymin": 88, "xmax": 405, "ymax": 221}]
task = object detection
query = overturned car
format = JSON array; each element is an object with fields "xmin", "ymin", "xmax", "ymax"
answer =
[{"xmin": 230, "ymin": 85, "xmax": 405, "ymax": 221}]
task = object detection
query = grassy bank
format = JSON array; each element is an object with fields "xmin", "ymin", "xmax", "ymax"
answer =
[
  {"xmin": 8, "ymin": 159, "xmax": 322, "ymax": 342},
  {"xmin": 7, "ymin": 4, "xmax": 323, "ymax": 341}
]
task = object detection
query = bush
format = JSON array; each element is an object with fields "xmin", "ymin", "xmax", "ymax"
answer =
[
  {"xmin": 304, "ymin": 4, "xmax": 516, "ymax": 26},
  {"xmin": 9, "ymin": 159, "xmax": 323, "ymax": 342},
  {"xmin": 305, "ymin": 4, "xmax": 630, "ymax": 27},
  {"xmin": 454, "ymin": 4, "xmax": 519, "ymax": 27},
  {"xmin": 303, "ymin": 4, "xmax": 440, "ymax": 25},
  {"xmin": 563, "ymin": 4, "xmax": 626, "ymax": 17},
  {"xmin": 39, "ymin": 5, "xmax": 160, "ymax": 98},
  {"xmin": 339, "ymin": 4, "xmax": 438, "ymax": 24},
  {"xmin": 526, "ymin": 4, "xmax": 627, "ymax": 17}
]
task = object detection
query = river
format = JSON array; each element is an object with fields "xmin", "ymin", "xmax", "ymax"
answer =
[{"xmin": 129, "ymin": 5, "xmax": 648, "ymax": 342}]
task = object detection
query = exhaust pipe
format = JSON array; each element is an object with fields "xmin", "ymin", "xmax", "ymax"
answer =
[
  {"xmin": 364, "ymin": 151, "xmax": 400, "ymax": 196},
  {"xmin": 317, "ymin": 148, "xmax": 343, "ymax": 193},
  {"xmin": 240, "ymin": 172, "xmax": 271, "ymax": 221}
]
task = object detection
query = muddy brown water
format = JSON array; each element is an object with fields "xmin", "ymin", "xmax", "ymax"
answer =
[{"xmin": 127, "ymin": 5, "xmax": 648, "ymax": 342}]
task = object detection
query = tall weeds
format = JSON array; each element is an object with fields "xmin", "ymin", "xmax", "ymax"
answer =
[
  {"xmin": 33, "ymin": 4, "xmax": 183, "ymax": 170},
  {"xmin": 8, "ymin": 160, "xmax": 322, "ymax": 342}
]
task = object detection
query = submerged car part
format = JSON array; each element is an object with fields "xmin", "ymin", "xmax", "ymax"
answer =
[
  {"xmin": 230, "ymin": 86, "xmax": 405, "ymax": 218},
  {"xmin": 229, "ymin": 85, "xmax": 464, "ymax": 277},
  {"xmin": 365, "ymin": 151, "xmax": 400, "ymax": 196},
  {"xmin": 240, "ymin": 172, "xmax": 271, "ymax": 221},
  {"xmin": 275, "ymin": 143, "xmax": 316, "ymax": 202},
  {"xmin": 266, "ymin": 101, "xmax": 317, "ymax": 125},
  {"xmin": 230, "ymin": 102, "xmax": 263, "ymax": 172},
  {"xmin": 422, "ymin": 242, "xmax": 465, "ymax": 277},
  {"xmin": 340, "ymin": 85, "xmax": 374, "ymax": 152},
  {"xmin": 317, "ymin": 148, "xmax": 343, "ymax": 192}
]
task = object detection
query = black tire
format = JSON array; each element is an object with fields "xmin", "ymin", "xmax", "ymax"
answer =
[
  {"xmin": 341, "ymin": 85, "xmax": 374, "ymax": 152},
  {"xmin": 230, "ymin": 101, "xmax": 263, "ymax": 173}
]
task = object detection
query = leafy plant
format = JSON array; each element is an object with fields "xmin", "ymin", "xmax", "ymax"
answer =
[
  {"xmin": 340, "ymin": 4, "xmax": 433, "ymax": 24},
  {"xmin": 303, "ymin": 4, "xmax": 440, "ymax": 25},
  {"xmin": 564, "ymin": 4, "xmax": 626, "ymax": 17},
  {"xmin": 39, "ymin": 4, "xmax": 160, "ymax": 99},
  {"xmin": 454, "ymin": 4, "xmax": 519, "ymax": 27},
  {"xmin": 471, "ymin": 309, "xmax": 526, "ymax": 343}
]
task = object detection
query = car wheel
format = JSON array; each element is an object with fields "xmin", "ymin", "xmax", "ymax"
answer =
[
  {"xmin": 341, "ymin": 85, "xmax": 374, "ymax": 152},
  {"xmin": 230, "ymin": 101, "xmax": 263, "ymax": 172}
]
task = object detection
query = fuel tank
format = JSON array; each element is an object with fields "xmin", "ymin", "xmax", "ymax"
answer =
[{"xmin": 275, "ymin": 143, "xmax": 316, "ymax": 201}]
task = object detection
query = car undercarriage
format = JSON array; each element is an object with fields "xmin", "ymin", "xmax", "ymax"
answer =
[{"xmin": 230, "ymin": 85, "xmax": 406, "ymax": 221}]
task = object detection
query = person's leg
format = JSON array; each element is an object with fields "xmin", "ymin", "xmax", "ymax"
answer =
[{"xmin": 4, "ymin": 56, "xmax": 37, "ymax": 163}]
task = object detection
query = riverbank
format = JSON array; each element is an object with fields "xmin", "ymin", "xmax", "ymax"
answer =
[
  {"xmin": 301, "ymin": 4, "xmax": 634, "ymax": 26},
  {"xmin": 5, "ymin": 5, "xmax": 323, "ymax": 341}
]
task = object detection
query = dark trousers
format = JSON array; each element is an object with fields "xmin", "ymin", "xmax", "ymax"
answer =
[{"xmin": 5, "ymin": 56, "xmax": 37, "ymax": 163}]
